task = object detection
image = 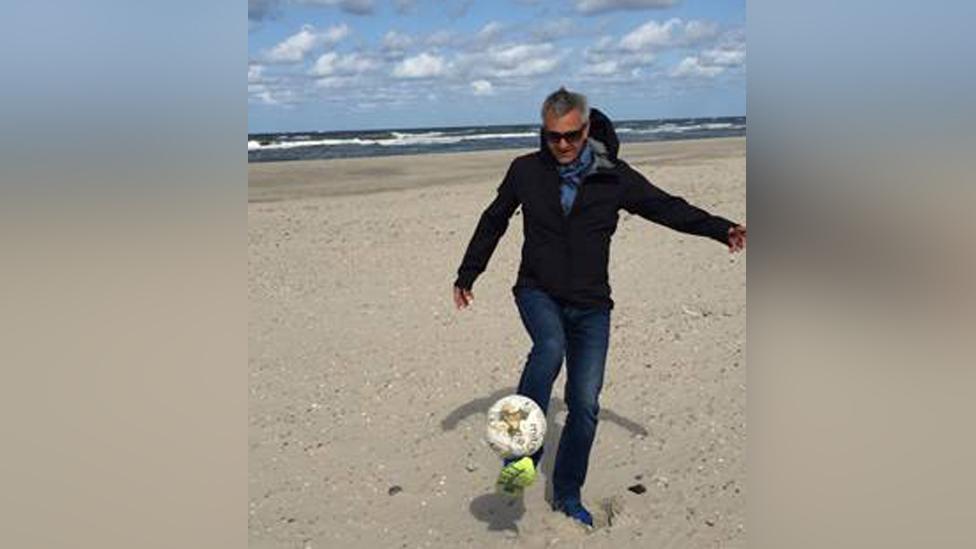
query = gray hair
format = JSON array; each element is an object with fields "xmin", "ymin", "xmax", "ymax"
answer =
[{"xmin": 540, "ymin": 87, "xmax": 589, "ymax": 124}]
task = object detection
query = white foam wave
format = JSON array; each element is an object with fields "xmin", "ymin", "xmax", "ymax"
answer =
[
  {"xmin": 248, "ymin": 130, "xmax": 537, "ymax": 151},
  {"xmin": 248, "ymin": 122, "xmax": 745, "ymax": 152},
  {"xmin": 377, "ymin": 131, "xmax": 534, "ymax": 147},
  {"xmin": 619, "ymin": 122, "xmax": 744, "ymax": 135}
]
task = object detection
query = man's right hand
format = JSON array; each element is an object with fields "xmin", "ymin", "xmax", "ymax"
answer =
[{"xmin": 453, "ymin": 286, "xmax": 474, "ymax": 310}]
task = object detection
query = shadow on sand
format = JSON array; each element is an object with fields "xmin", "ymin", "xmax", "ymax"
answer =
[{"xmin": 468, "ymin": 492, "xmax": 525, "ymax": 535}]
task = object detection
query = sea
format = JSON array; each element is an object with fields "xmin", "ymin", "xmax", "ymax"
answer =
[{"xmin": 247, "ymin": 115, "xmax": 745, "ymax": 163}]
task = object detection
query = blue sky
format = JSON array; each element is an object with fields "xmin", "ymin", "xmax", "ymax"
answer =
[{"xmin": 248, "ymin": 0, "xmax": 745, "ymax": 132}]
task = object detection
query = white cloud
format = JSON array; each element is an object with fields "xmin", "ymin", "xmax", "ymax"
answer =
[
  {"xmin": 301, "ymin": 0, "xmax": 374, "ymax": 15},
  {"xmin": 249, "ymin": 63, "xmax": 293, "ymax": 104},
  {"xmin": 576, "ymin": 49, "xmax": 652, "ymax": 83},
  {"xmin": 618, "ymin": 18, "xmax": 719, "ymax": 51},
  {"xmin": 489, "ymin": 44, "xmax": 542, "ymax": 66},
  {"xmin": 393, "ymin": 0, "xmax": 417, "ymax": 14},
  {"xmin": 619, "ymin": 18, "xmax": 680, "ymax": 50},
  {"xmin": 252, "ymin": 0, "xmax": 376, "ymax": 19},
  {"xmin": 532, "ymin": 18, "xmax": 576, "ymax": 42},
  {"xmin": 684, "ymin": 20, "xmax": 719, "ymax": 43},
  {"xmin": 670, "ymin": 56, "xmax": 723, "ymax": 78},
  {"xmin": 448, "ymin": 0, "xmax": 474, "ymax": 19},
  {"xmin": 701, "ymin": 46, "xmax": 745, "ymax": 67},
  {"xmin": 321, "ymin": 24, "xmax": 352, "ymax": 43},
  {"xmin": 583, "ymin": 36, "xmax": 654, "ymax": 72},
  {"xmin": 383, "ymin": 30, "xmax": 413, "ymax": 51},
  {"xmin": 263, "ymin": 24, "xmax": 350, "ymax": 64},
  {"xmin": 476, "ymin": 21, "xmax": 505, "ymax": 43},
  {"xmin": 382, "ymin": 30, "xmax": 414, "ymax": 59},
  {"xmin": 700, "ymin": 29, "xmax": 746, "ymax": 68},
  {"xmin": 467, "ymin": 43, "xmax": 561, "ymax": 78},
  {"xmin": 576, "ymin": 19, "xmax": 726, "ymax": 82},
  {"xmin": 667, "ymin": 28, "xmax": 745, "ymax": 80},
  {"xmin": 250, "ymin": 88, "xmax": 279, "ymax": 105},
  {"xmin": 592, "ymin": 35, "xmax": 614, "ymax": 50},
  {"xmin": 393, "ymin": 52, "xmax": 448, "ymax": 78},
  {"xmin": 580, "ymin": 60, "xmax": 621, "ymax": 76},
  {"xmin": 426, "ymin": 30, "xmax": 456, "ymax": 47},
  {"xmin": 576, "ymin": 0, "xmax": 677, "ymax": 15},
  {"xmin": 309, "ymin": 52, "xmax": 379, "ymax": 77},
  {"xmin": 471, "ymin": 80, "xmax": 494, "ymax": 95},
  {"xmin": 249, "ymin": 0, "xmax": 277, "ymax": 22},
  {"xmin": 248, "ymin": 76, "xmax": 301, "ymax": 105},
  {"xmin": 248, "ymin": 64, "xmax": 265, "ymax": 84},
  {"xmin": 313, "ymin": 76, "xmax": 360, "ymax": 89}
]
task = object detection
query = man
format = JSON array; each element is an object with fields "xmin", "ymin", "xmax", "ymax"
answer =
[{"xmin": 453, "ymin": 88, "xmax": 746, "ymax": 529}]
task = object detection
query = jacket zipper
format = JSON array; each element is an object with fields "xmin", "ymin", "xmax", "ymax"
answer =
[{"xmin": 568, "ymin": 171, "xmax": 601, "ymax": 219}]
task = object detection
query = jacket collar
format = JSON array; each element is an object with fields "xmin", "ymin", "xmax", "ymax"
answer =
[{"xmin": 589, "ymin": 138, "xmax": 615, "ymax": 172}]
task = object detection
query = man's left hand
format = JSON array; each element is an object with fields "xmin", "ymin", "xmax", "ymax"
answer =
[{"xmin": 728, "ymin": 225, "xmax": 746, "ymax": 253}]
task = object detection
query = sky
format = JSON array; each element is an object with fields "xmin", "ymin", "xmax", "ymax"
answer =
[{"xmin": 248, "ymin": 0, "xmax": 745, "ymax": 132}]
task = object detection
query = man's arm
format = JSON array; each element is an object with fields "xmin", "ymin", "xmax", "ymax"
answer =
[
  {"xmin": 454, "ymin": 161, "xmax": 521, "ymax": 295},
  {"xmin": 620, "ymin": 165, "xmax": 740, "ymax": 247}
]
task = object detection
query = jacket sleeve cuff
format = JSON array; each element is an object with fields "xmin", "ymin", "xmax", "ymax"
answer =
[
  {"xmin": 707, "ymin": 217, "xmax": 737, "ymax": 245},
  {"xmin": 454, "ymin": 270, "xmax": 477, "ymax": 290}
]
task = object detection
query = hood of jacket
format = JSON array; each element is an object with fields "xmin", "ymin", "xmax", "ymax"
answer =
[{"xmin": 538, "ymin": 106, "xmax": 620, "ymax": 164}]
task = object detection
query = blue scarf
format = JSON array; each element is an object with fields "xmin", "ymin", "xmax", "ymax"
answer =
[{"xmin": 557, "ymin": 141, "xmax": 594, "ymax": 216}]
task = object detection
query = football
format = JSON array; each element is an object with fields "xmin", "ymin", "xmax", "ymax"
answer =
[{"xmin": 485, "ymin": 394, "xmax": 547, "ymax": 458}]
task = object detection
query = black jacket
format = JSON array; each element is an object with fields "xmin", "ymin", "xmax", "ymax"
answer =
[{"xmin": 454, "ymin": 108, "xmax": 736, "ymax": 309}]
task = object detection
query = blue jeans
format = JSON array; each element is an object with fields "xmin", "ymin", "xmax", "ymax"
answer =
[{"xmin": 505, "ymin": 287, "xmax": 611, "ymax": 506}]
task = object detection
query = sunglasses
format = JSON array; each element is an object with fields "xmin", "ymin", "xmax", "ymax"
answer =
[{"xmin": 543, "ymin": 122, "xmax": 588, "ymax": 144}]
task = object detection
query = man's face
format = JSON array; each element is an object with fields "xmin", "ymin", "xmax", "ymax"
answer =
[{"xmin": 543, "ymin": 108, "xmax": 589, "ymax": 165}]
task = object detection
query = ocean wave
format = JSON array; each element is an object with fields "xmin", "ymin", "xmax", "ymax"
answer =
[
  {"xmin": 377, "ymin": 131, "xmax": 535, "ymax": 147},
  {"xmin": 248, "ymin": 130, "xmax": 537, "ymax": 151},
  {"xmin": 618, "ymin": 122, "xmax": 745, "ymax": 135},
  {"xmin": 248, "ymin": 118, "xmax": 746, "ymax": 160}
]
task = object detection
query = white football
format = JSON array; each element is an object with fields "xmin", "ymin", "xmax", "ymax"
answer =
[{"xmin": 485, "ymin": 394, "xmax": 547, "ymax": 458}]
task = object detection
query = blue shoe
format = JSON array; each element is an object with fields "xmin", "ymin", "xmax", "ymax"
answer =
[{"xmin": 554, "ymin": 500, "xmax": 594, "ymax": 529}]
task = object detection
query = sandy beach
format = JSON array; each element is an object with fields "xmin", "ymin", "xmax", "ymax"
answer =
[{"xmin": 249, "ymin": 137, "xmax": 746, "ymax": 548}]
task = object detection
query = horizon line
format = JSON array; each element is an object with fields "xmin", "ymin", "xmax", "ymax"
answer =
[{"xmin": 248, "ymin": 113, "xmax": 747, "ymax": 136}]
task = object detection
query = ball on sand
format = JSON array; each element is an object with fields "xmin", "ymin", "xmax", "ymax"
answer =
[{"xmin": 485, "ymin": 394, "xmax": 546, "ymax": 458}]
